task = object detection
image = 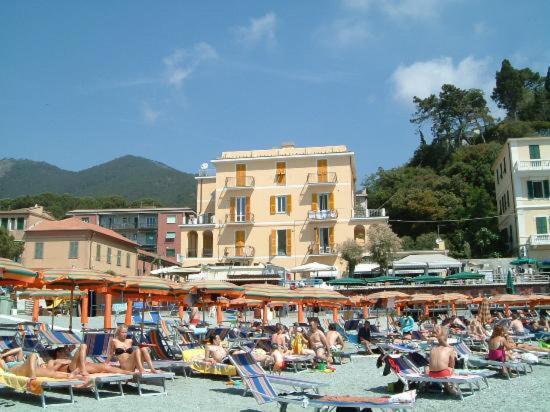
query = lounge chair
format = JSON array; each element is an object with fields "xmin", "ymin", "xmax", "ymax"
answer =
[
  {"xmin": 387, "ymin": 354, "xmax": 486, "ymax": 401},
  {"xmin": 0, "ymin": 335, "xmax": 18, "ymax": 351},
  {"xmin": 17, "ymin": 323, "xmax": 82, "ymax": 350},
  {"xmin": 230, "ymin": 352, "xmax": 415, "ymax": 411}
]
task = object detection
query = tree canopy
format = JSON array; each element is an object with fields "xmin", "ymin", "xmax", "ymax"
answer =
[{"xmin": 0, "ymin": 228, "xmax": 24, "ymax": 259}]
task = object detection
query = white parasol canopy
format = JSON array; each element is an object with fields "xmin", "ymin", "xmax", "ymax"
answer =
[
  {"xmin": 150, "ymin": 266, "xmax": 201, "ymax": 275},
  {"xmin": 289, "ymin": 262, "xmax": 336, "ymax": 273}
]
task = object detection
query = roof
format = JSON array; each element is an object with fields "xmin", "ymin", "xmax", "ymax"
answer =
[
  {"xmin": 393, "ymin": 254, "xmax": 463, "ymax": 269},
  {"xmin": 213, "ymin": 145, "xmax": 352, "ymax": 162},
  {"xmin": 137, "ymin": 249, "xmax": 180, "ymax": 266},
  {"xmin": 67, "ymin": 207, "xmax": 193, "ymax": 215},
  {"xmin": 0, "ymin": 206, "xmax": 55, "ymax": 220},
  {"xmin": 26, "ymin": 217, "xmax": 138, "ymax": 247}
]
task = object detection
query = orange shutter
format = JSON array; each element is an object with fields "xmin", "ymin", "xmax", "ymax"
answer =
[
  {"xmin": 270, "ymin": 196, "xmax": 276, "ymax": 214},
  {"xmin": 236, "ymin": 230, "xmax": 245, "ymax": 257},
  {"xmin": 317, "ymin": 159, "xmax": 327, "ymax": 183},
  {"xmin": 230, "ymin": 197, "xmax": 235, "ymax": 222},
  {"xmin": 286, "ymin": 229, "xmax": 292, "ymax": 256},
  {"xmin": 236, "ymin": 164, "xmax": 246, "ymax": 186},
  {"xmin": 311, "ymin": 193, "xmax": 318, "ymax": 211},
  {"xmin": 287, "ymin": 195, "xmax": 292, "ymax": 214},
  {"xmin": 246, "ymin": 196, "xmax": 251, "ymax": 221},
  {"xmin": 329, "ymin": 192, "xmax": 335, "ymax": 210},
  {"xmin": 276, "ymin": 162, "xmax": 286, "ymax": 185},
  {"xmin": 329, "ymin": 227, "xmax": 335, "ymax": 248},
  {"xmin": 314, "ymin": 228, "xmax": 320, "ymax": 254},
  {"xmin": 270, "ymin": 230, "xmax": 276, "ymax": 256}
]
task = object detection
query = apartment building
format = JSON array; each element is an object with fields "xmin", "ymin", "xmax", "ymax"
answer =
[
  {"xmin": 493, "ymin": 136, "xmax": 550, "ymax": 259},
  {"xmin": 66, "ymin": 207, "xmax": 195, "ymax": 261},
  {"xmin": 0, "ymin": 205, "xmax": 55, "ymax": 242},
  {"xmin": 22, "ymin": 217, "xmax": 138, "ymax": 275},
  {"xmin": 180, "ymin": 144, "xmax": 388, "ymax": 274}
]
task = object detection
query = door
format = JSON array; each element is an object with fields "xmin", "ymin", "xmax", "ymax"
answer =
[
  {"xmin": 235, "ymin": 230, "xmax": 245, "ymax": 256},
  {"xmin": 236, "ymin": 197, "xmax": 246, "ymax": 222},
  {"xmin": 318, "ymin": 193, "xmax": 329, "ymax": 211},
  {"xmin": 317, "ymin": 159, "xmax": 327, "ymax": 183},
  {"xmin": 236, "ymin": 164, "xmax": 246, "ymax": 186},
  {"xmin": 319, "ymin": 228, "xmax": 330, "ymax": 253}
]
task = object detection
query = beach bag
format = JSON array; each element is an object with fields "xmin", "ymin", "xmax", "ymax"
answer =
[{"xmin": 292, "ymin": 334, "xmax": 304, "ymax": 354}]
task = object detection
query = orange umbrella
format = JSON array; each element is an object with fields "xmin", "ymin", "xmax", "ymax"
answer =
[
  {"xmin": 366, "ymin": 291, "xmax": 410, "ymax": 300},
  {"xmin": 491, "ymin": 294, "xmax": 535, "ymax": 304},
  {"xmin": 0, "ymin": 258, "xmax": 39, "ymax": 287},
  {"xmin": 437, "ymin": 293, "xmax": 471, "ymax": 302},
  {"xmin": 408, "ymin": 293, "xmax": 437, "ymax": 304}
]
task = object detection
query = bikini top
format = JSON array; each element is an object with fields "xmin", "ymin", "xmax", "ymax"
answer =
[{"xmin": 114, "ymin": 347, "xmax": 134, "ymax": 356}]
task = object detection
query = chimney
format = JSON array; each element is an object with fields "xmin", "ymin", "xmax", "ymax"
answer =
[{"xmin": 281, "ymin": 141, "xmax": 295, "ymax": 149}]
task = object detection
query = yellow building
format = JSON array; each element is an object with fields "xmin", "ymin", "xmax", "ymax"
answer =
[
  {"xmin": 493, "ymin": 136, "xmax": 550, "ymax": 259},
  {"xmin": 0, "ymin": 205, "xmax": 55, "ymax": 242},
  {"xmin": 22, "ymin": 217, "xmax": 138, "ymax": 275},
  {"xmin": 180, "ymin": 144, "xmax": 388, "ymax": 274}
]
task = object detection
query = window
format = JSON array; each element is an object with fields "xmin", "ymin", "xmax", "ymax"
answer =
[
  {"xmin": 34, "ymin": 242, "xmax": 44, "ymax": 259},
  {"xmin": 276, "ymin": 162, "xmax": 286, "ymax": 185},
  {"xmin": 145, "ymin": 216, "xmax": 157, "ymax": 227},
  {"xmin": 96, "ymin": 244, "xmax": 101, "ymax": 261},
  {"xmin": 0, "ymin": 218, "xmax": 7, "ymax": 229},
  {"xmin": 116, "ymin": 250, "xmax": 122, "ymax": 266},
  {"xmin": 166, "ymin": 248, "xmax": 176, "ymax": 257},
  {"xmin": 276, "ymin": 196, "xmax": 287, "ymax": 213},
  {"xmin": 529, "ymin": 145, "xmax": 541, "ymax": 160},
  {"xmin": 81, "ymin": 217, "xmax": 89, "ymax": 223},
  {"xmin": 536, "ymin": 217, "xmax": 548, "ymax": 234},
  {"xmin": 126, "ymin": 253, "xmax": 131, "ymax": 268},
  {"xmin": 145, "ymin": 233, "xmax": 156, "ymax": 245},
  {"xmin": 107, "ymin": 248, "xmax": 112, "ymax": 264},
  {"xmin": 166, "ymin": 216, "xmax": 176, "ymax": 224},
  {"xmin": 319, "ymin": 228, "xmax": 330, "ymax": 252},
  {"xmin": 69, "ymin": 241, "xmax": 79, "ymax": 259},
  {"xmin": 9, "ymin": 218, "xmax": 15, "ymax": 230},
  {"xmin": 236, "ymin": 196, "xmax": 246, "ymax": 222},
  {"xmin": 527, "ymin": 180, "xmax": 550, "ymax": 199},
  {"xmin": 277, "ymin": 229, "xmax": 287, "ymax": 256},
  {"xmin": 165, "ymin": 232, "xmax": 176, "ymax": 241},
  {"xmin": 318, "ymin": 193, "xmax": 329, "ymax": 211},
  {"xmin": 16, "ymin": 218, "xmax": 24, "ymax": 230}
]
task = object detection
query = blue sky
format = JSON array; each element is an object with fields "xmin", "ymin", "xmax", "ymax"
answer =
[{"xmin": 2, "ymin": 0, "xmax": 549, "ymax": 181}]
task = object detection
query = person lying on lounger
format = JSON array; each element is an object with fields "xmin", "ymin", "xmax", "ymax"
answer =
[
  {"xmin": 107, "ymin": 325, "xmax": 158, "ymax": 374},
  {"xmin": 0, "ymin": 347, "xmax": 86, "ymax": 381},
  {"xmin": 204, "ymin": 335, "xmax": 228, "ymax": 364},
  {"xmin": 49, "ymin": 344, "xmax": 133, "ymax": 375},
  {"xmin": 425, "ymin": 327, "xmax": 459, "ymax": 396}
]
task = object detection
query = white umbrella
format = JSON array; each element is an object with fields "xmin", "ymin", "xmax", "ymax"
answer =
[{"xmin": 289, "ymin": 262, "xmax": 336, "ymax": 272}]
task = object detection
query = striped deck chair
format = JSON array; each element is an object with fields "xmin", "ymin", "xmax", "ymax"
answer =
[
  {"xmin": 39, "ymin": 326, "xmax": 82, "ymax": 346},
  {"xmin": 387, "ymin": 354, "xmax": 485, "ymax": 401},
  {"xmin": 452, "ymin": 341, "xmax": 531, "ymax": 379},
  {"xmin": 204, "ymin": 327, "xmax": 230, "ymax": 342},
  {"xmin": 0, "ymin": 335, "xmax": 18, "ymax": 351},
  {"xmin": 17, "ymin": 324, "xmax": 43, "ymax": 351},
  {"xmin": 230, "ymin": 353, "xmax": 415, "ymax": 411},
  {"xmin": 84, "ymin": 332, "xmax": 112, "ymax": 363}
]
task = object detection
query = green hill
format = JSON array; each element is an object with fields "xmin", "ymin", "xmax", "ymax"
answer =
[{"xmin": 0, "ymin": 155, "xmax": 196, "ymax": 207}]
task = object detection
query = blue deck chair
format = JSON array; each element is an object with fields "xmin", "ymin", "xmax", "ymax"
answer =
[
  {"xmin": 0, "ymin": 335, "xmax": 18, "ymax": 351},
  {"xmin": 230, "ymin": 352, "xmax": 415, "ymax": 411},
  {"xmin": 149, "ymin": 311, "xmax": 162, "ymax": 324},
  {"xmin": 132, "ymin": 312, "xmax": 156, "ymax": 326}
]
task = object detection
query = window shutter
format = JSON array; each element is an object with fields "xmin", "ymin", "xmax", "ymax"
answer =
[
  {"xmin": 246, "ymin": 196, "xmax": 251, "ymax": 220},
  {"xmin": 529, "ymin": 145, "xmax": 541, "ymax": 160},
  {"xmin": 314, "ymin": 227, "xmax": 319, "ymax": 247},
  {"xmin": 230, "ymin": 197, "xmax": 236, "ymax": 221},
  {"xmin": 270, "ymin": 196, "xmax": 276, "ymax": 215},
  {"xmin": 544, "ymin": 181, "xmax": 550, "ymax": 198},
  {"xmin": 527, "ymin": 181, "xmax": 534, "ymax": 199},
  {"xmin": 329, "ymin": 192, "xmax": 335, "ymax": 210},
  {"xmin": 286, "ymin": 229, "xmax": 292, "ymax": 256},
  {"xmin": 312, "ymin": 193, "xmax": 318, "ymax": 211},
  {"xmin": 329, "ymin": 227, "xmax": 335, "ymax": 248},
  {"xmin": 276, "ymin": 162, "xmax": 286, "ymax": 185},
  {"xmin": 270, "ymin": 230, "xmax": 276, "ymax": 256},
  {"xmin": 287, "ymin": 195, "xmax": 292, "ymax": 214}
]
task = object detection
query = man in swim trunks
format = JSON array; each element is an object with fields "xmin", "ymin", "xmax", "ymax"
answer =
[
  {"xmin": 205, "ymin": 335, "xmax": 227, "ymax": 364},
  {"xmin": 510, "ymin": 313, "xmax": 525, "ymax": 335},
  {"xmin": 307, "ymin": 320, "xmax": 329, "ymax": 361},
  {"xmin": 426, "ymin": 327, "xmax": 458, "ymax": 395},
  {"xmin": 326, "ymin": 323, "xmax": 345, "ymax": 351}
]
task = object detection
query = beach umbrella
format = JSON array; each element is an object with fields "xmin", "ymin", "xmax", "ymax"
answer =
[
  {"xmin": 408, "ymin": 293, "xmax": 437, "ymax": 303},
  {"xmin": 18, "ymin": 288, "xmax": 87, "ymax": 326},
  {"xmin": 366, "ymin": 291, "xmax": 410, "ymax": 300},
  {"xmin": 184, "ymin": 279, "xmax": 244, "ymax": 324},
  {"xmin": 243, "ymin": 284, "xmax": 296, "ymax": 324},
  {"xmin": 41, "ymin": 268, "xmax": 122, "ymax": 330},
  {"xmin": 363, "ymin": 276, "xmax": 403, "ymax": 283},
  {"xmin": 289, "ymin": 262, "xmax": 336, "ymax": 280},
  {"xmin": 444, "ymin": 272, "xmax": 485, "ymax": 281},
  {"xmin": 510, "ymin": 257, "xmax": 538, "ymax": 265},
  {"xmin": 290, "ymin": 287, "xmax": 348, "ymax": 304},
  {"xmin": 0, "ymin": 258, "xmax": 39, "ymax": 286},
  {"xmin": 437, "ymin": 293, "xmax": 471, "ymax": 314},
  {"xmin": 506, "ymin": 269, "xmax": 516, "ymax": 294},
  {"xmin": 479, "ymin": 298, "xmax": 491, "ymax": 325}
]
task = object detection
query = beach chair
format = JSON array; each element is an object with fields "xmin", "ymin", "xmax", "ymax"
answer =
[
  {"xmin": 387, "ymin": 354, "xmax": 485, "ymax": 401},
  {"xmin": 452, "ymin": 341, "xmax": 531, "ymax": 379},
  {"xmin": 0, "ymin": 335, "xmax": 18, "ymax": 351},
  {"xmin": 230, "ymin": 352, "xmax": 416, "ymax": 411},
  {"xmin": 132, "ymin": 312, "xmax": 156, "ymax": 327},
  {"xmin": 204, "ymin": 326, "xmax": 231, "ymax": 342}
]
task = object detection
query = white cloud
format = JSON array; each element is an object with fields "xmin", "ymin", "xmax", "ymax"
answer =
[
  {"xmin": 142, "ymin": 103, "xmax": 161, "ymax": 124},
  {"xmin": 234, "ymin": 12, "xmax": 277, "ymax": 49},
  {"xmin": 391, "ymin": 56, "xmax": 493, "ymax": 104},
  {"xmin": 163, "ymin": 42, "xmax": 218, "ymax": 89},
  {"xmin": 342, "ymin": 0, "xmax": 448, "ymax": 19},
  {"xmin": 317, "ymin": 18, "xmax": 369, "ymax": 49}
]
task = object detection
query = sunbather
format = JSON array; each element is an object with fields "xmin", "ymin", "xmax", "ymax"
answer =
[
  {"xmin": 425, "ymin": 327, "xmax": 459, "ymax": 395},
  {"xmin": 0, "ymin": 347, "xmax": 83, "ymax": 380},
  {"xmin": 488, "ymin": 325, "xmax": 515, "ymax": 362},
  {"xmin": 271, "ymin": 323, "xmax": 290, "ymax": 351},
  {"xmin": 107, "ymin": 325, "xmax": 158, "ymax": 374},
  {"xmin": 50, "ymin": 344, "xmax": 131, "ymax": 375},
  {"xmin": 468, "ymin": 314, "xmax": 489, "ymax": 340},
  {"xmin": 510, "ymin": 313, "xmax": 526, "ymax": 335},
  {"xmin": 204, "ymin": 334, "xmax": 228, "ymax": 364}
]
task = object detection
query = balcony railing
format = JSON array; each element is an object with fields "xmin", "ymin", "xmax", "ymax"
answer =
[
  {"xmin": 223, "ymin": 246, "xmax": 255, "ymax": 259},
  {"xmin": 352, "ymin": 208, "xmax": 386, "ymax": 219},
  {"xmin": 306, "ymin": 172, "xmax": 337, "ymax": 185},
  {"xmin": 202, "ymin": 248, "xmax": 213, "ymax": 258},
  {"xmin": 184, "ymin": 214, "xmax": 215, "ymax": 225},
  {"xmin": 225, "ymin": 176, "xmax": 255, "ymax": 189},
  {"xmin": 225, "ymin": 213, "xmax": 254, "ymax": 224},
  {"xmin": 308, "ymin": 243, "xmax": 337, "ymax": 255},
  {"xmin": 515, "ymin": 160, "xmax": 550, "ymax": 171},
  {"xmin": 529, "ymin": 234, "xmax": 550, "ymax": 245},
  {"xmin": 307, "ymin": 210, "xmax": 338, "ymax": 221}
]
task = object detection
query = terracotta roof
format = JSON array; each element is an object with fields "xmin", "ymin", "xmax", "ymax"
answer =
[
  {"xmin": 26, "ymin": 217, "xmax": 138, "ymax": 247},
  {"xmin": 67, "ymin": 207, "xmax": 193, "ymax": 214}
]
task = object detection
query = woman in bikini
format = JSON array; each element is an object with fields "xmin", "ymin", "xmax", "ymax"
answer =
[
  {"xmin": 488, "ymin": 325, "xmax": 515, "ymax": 362},
  {"xmin": 107, "ymin": 326, "xmax": 158, "ymax": 374},
  {"xmin": 50, "ymin": 344, "xmax": 131, "ymax": 375}
]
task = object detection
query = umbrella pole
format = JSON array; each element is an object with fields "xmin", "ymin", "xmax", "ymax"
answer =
[
  {"xmin": 51, "ymin": 303, "xmax": 55, "ymax": 329},
  {"xmin": 141, "ymin": 296, "xmax": 146, "ymax": 337},
  {"xmin": 69, "ymin": 287, "xmax": 74, "ymax": 331}
]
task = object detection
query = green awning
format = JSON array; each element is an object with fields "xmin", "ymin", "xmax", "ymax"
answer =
[
  {"xmin": 327, "ymin": 277, "xmax": 366, "ymax": 286},
  {"xmin": 364, "ymin": 276, "xmax": 403, "ymax": 283},
  {"xmin": 510, "ymin": 257, "xmax": 539, "ymax": 265},
  {"xmin": 444, "ymin": 272, "xmax": 485, "ymax": 281},
  {"xmin": 407, "ymin": 275, "xmax": 445, "ymax": 283}
]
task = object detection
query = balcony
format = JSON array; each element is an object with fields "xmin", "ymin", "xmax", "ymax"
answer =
[
  {"xmin": 351, "ymin": 208, "xmax": 387, "ymax": 219},
  {"xmin": 529, "ymin": 234, "xmax": 550, "ymax": 245},
  {"xmin": 223, "ymin": 246, "xmax": 255, "ymax": 259},
  {"xmin": 225, "ymin": 213, "xmax": 255, "ymax": 224},
  {"xmin": 307, "ymin": 210, "xmax": 338, "ymax": 221},
  {"xmin": 225, "ymin": 176, "xmax": 255, "ymax": 189},
  {"xmin": 306, "ymin": 172, "xmax": 337, "ymax": 185},
  {"xmin": 515, "ymin": 160, "xmax": 550, "ymax": 172},
  {"xmin": 183, "ymin": 214, "xmax": 215, "ymax": 226},
  {"xmin": 308, "ymin": 243, "xmax": 337, "ymax": 256}
]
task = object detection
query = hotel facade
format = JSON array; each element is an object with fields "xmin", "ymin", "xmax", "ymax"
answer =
[
  {"xmin": 493, "ymin": 136, "xmax": 550, "ymax": 259},
  {"xmin": 180, "ymin": 144, "xmax": 388, "ymax": 274}
]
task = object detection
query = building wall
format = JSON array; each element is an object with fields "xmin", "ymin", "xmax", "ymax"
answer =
[
  {"xmin": 157, "ymin": 212, "xmax": 185, "ymax": 259},
  {"xmin": 22, "ymin": 232, "xmax": 137, "ymax": 275},
  {"xmin": 196, "ymin": 177, "xmax": 216, "ymax": 216},
  {"xmin": 0, "ymin": 212, "xmax": 54, "ymax": 242}
]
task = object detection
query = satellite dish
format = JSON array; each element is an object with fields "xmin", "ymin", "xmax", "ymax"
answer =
[{"xmin": 200, "ymin": 162, "xmax": 209, "ymax": 170}]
